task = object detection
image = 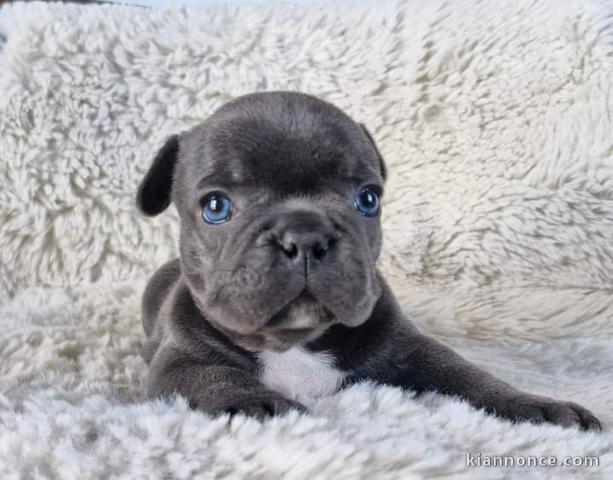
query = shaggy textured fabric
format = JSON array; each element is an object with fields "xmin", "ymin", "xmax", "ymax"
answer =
[{"xmin": 1, "ymin": 0, "xmax": 613, "ymax": 477}]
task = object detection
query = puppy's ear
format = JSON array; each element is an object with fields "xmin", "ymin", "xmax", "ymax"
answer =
[
  {"xmin": 136, "ymin": 135, "xmax": 180, "ymax": 216},
  {"xmin": 359, "ymin": 124, "xmax": 387, "ymax": 181}
]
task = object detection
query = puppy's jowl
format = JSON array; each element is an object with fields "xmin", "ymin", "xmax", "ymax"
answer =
[{"xmin": 137, "ymin": 91, "xmax": 600, "ymax": 430}]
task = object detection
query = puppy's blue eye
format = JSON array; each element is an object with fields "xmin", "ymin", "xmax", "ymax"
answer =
[
  {"xmin": 355, "ymin": 188, "xmax": 380, "ymax": 217},
  {"xmin": 202, "ymin": 194, "xmax": 232, "ymax": 224}
]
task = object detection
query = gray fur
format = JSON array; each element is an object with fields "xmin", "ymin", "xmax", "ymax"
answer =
[{"xmin": 136, "ymin": 91, "xmax": 601, "ymax": 430}]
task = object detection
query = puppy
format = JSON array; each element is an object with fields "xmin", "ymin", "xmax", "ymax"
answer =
[{"xmin": 136, "ymin": 91, "xmax": 601, "ymax": 430}]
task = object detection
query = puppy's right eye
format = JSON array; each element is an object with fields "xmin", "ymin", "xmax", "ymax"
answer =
[
  {"xmin": 202, "ymin": 194, "xmax": 232, "ymax": 224},
  {"xmin": 354, "ymin": 187, "xmax": 380, "ymax": 217}
]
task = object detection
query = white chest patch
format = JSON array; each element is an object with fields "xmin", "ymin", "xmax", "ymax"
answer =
[{"xmin": 257, "ymin": 347, "xmax": 345, "ymax": 402}]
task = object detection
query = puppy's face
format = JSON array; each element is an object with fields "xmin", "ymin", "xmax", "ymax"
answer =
[{"xmin": 137, "ymin": 92, "xmax": 386, "ymax": 351}]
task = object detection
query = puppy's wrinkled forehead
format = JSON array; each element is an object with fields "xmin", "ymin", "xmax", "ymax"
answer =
[{"xmin": 178, "ymin": 93, "xmax": 381, "ymax": 195}]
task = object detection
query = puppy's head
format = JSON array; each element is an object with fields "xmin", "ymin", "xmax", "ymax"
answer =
[{"xmin": 137, "ymin": 92, "xmax": 386, "ymax": 351}]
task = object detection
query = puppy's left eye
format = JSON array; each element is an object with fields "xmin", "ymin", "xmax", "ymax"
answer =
[
  {"xmin": 354, "ymin": 187, "xmax": 380, "ymax": 217},
  {"xmin": 202, "ymin": 194, "xmax": 232, "ymax": 224}
]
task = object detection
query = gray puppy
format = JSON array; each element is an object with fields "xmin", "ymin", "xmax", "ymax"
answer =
[{"xmin": 136, "ymin": 91, "xmax": 601, "ymax": 430}]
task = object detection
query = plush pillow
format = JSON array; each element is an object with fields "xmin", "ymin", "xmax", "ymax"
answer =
[{"xmin": 2, "ymin": 1, "xmax": 612, "ymax": 339}]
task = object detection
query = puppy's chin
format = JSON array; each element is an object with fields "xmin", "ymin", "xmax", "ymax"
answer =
[
  {"xmin": 204, "ymin": 292, "xmax": 336, "ymax": 352},
  {"xmin": 190, "ymin": 280, "xmax": 379, "ymax": 351},
  {"xmin": 216, "ymin": 323, "xmax": 331, "ymax": 352}
]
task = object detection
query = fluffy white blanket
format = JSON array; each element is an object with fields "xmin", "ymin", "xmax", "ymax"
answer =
[{"xmin": 1, "ymin": 0, "xmax": 612, "ymax": 477}]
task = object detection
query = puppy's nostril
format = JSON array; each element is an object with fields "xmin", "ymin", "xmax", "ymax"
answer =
[
  {"xmin": 283, "ymin": 243, "xmax": 298, "ymax": 259},
  {"xmin": 312, "ymin": 239, "xmax": 331, "ymax": 260}
]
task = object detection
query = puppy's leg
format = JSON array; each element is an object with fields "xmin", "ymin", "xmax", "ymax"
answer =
[
  {"xmin": 384, "ymin": 332, "xmax": 601, "ymax": 431},
  {"xmin": 145, "ymin": 345, "xmax": 306, "ymax": 418}
]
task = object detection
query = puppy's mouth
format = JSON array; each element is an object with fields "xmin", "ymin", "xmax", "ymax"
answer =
[
  {"xmin": 206, "ymin": 289, "xmax": 335, "ymax": 352},
  {"xmin": 263, "ymin": 289, "xmax": 335, "ymax": 334}
]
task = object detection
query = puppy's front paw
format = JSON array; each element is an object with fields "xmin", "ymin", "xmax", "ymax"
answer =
[
  {"xmin": 498, "ymin": 394, "xmax": 601, "ymax": 431},
  {"xmin": 212, "ymin": 392, "xmax": 307, "ymax": 419}
]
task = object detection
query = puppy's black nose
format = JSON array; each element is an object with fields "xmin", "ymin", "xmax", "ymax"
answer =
[
  {"xmin": 279, "ymin": 231, "xmax": 333, "ymax": 262},
  {"xmin": 269, "ymin": 211, "xmax": 337, "ymax": 267}
]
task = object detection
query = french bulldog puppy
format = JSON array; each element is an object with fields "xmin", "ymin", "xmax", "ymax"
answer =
[{"xmin": 136, "ymin": 91, "xmax": 601, "ymax": 430}]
